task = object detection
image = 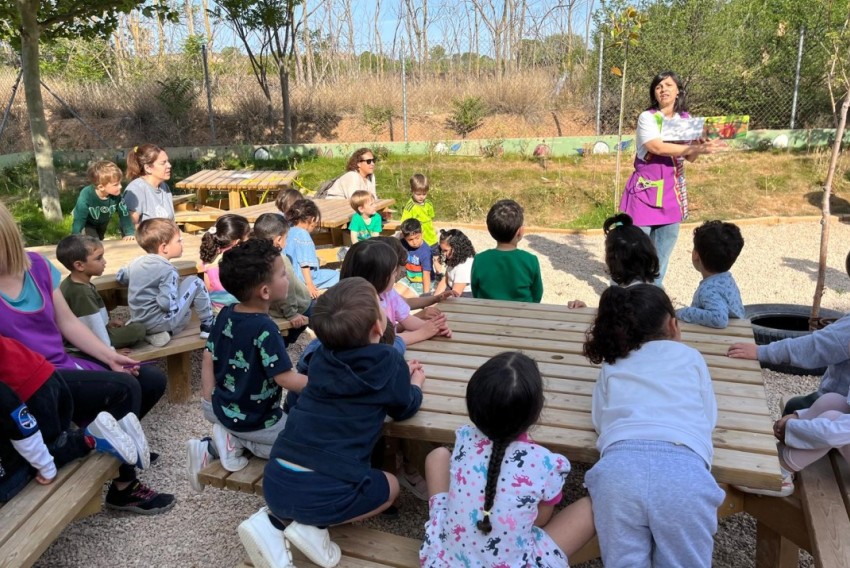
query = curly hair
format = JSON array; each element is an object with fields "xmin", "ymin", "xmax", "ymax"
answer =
[
  {"xmin": 345, "ymin": 148, "xmax": 374, "ymax": 173},
  {"xmin": 439, "ymin": 229, "xmax": 475, "ymax": 269},
  {"xmin": 199, "ymin": 214, "xmax": 250, "ymax": 264},
  {"xmin": 693, "ymin": 220, "xmax": 744, "ymax": 274},
  {"xmin": 285, "ymin": 199, "xmax": 322, "ymax": 227},
  {"xmin": 583, "ymin": 284, "xmax": 676, "ymax": 365},
  {"xmin": 219, "ymin": 238, "xmax": 282, "ymax": 302}
]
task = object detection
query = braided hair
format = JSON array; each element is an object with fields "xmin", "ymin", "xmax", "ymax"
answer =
[
  {"xmin": 583, "ymin": 284, "xmax": 677, "ymax": 365},
  {"xmin": 465, "ymin": 352, "xmax": 544, "ymax": 534}
]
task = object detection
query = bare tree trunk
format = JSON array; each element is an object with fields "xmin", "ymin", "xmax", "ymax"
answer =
[
  {"xmin": 113, "ymin": 16, "xmax": 126, "ymax": 82},
  {"xmin": 15, "ymin": 0, "xmax": 62, "ymax": 222},
  {"xmin": 812, "ymin": 91, "xmax": 850, "ymax": 322},
  {"xmin": 156, "ymin": 1, "xmax": 166, "ymax": 60},
  {"xmin": 185, "ymin": 0, "xmax": 195, "ymax": 36},
  {"xmin": 202, "ymin": 0, "xmax": 214, "ymax": 49},
  {"xmin": 374, "ymin": 0, "xmax": 383, "ymax": 79},
  {"xmin": 129, "ymin": 10, "xmax": 143, "ymax": 56}
]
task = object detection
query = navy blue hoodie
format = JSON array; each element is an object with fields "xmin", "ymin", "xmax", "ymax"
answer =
[{"xmin": 271, "ymin": 342, "xmax": 422, "ymax": 483}]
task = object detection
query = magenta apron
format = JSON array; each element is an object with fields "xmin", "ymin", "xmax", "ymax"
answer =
[{"xmin": 619, "ymin": 111, "xmax": 689, "ymax": 226}]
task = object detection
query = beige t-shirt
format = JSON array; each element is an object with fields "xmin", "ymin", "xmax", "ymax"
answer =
[{"xmin": 325, "ymin": 171, "xmax": 377, "ymax": 200}]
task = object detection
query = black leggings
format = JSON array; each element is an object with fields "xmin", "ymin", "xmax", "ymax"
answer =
[{"xmin": 58, "ymin": 366, "xmax": 166, "ymax": 481}]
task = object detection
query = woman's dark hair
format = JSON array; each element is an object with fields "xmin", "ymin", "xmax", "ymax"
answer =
[
  {"xmin": 602, "ymin": 213, "xmax": 659, "ymax": 285},
  {"xmin": 583, "ymin": 284, "xmax": 676, "ymax": 365},
  {"xmin": 466, "ymin": 352, "xmax": 545, "ymax": 534},
  {"xmin": 439, "ymin": 229, "xmax": 475, "ymax": 268},
  {"xmin": 346, "ymin": 147, "xmax": 374, "ymax": 173},
  {"xmin": 285, "ymin": 198, "xmax": 322, "ymax": 226},
  {"xmin": 340, "ymin": 238, "xmax": 398, "ymax": 294},
  {"xmin": 199, "ymin": 214, "xmax": 250, "ymax": 263},
  {"xmin": 649, "ymin": 71, "xmax": 688, "ymax": 114},
  {"xmin": 125, "ymin": 143, "xmax": 165, "ymax": 180}
]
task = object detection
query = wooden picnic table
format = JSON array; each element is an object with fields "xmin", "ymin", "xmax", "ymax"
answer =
[
  {"xmin": 28, "ymin": 234, "xmax": 203, "ymax": 303},
  {"xmin": 175, "ymin": 169, "xmax": 299, "ymax": 212},
  {"xmin": 385, "ymin": 297, "xmax": 784, "ymax": 492},
  {"xmin": 175, "ymin": 197, "xmax": 395, "ymax": 247}
]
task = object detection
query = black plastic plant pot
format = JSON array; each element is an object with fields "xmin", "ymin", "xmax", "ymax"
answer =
[{"xmin": 745, "ymin": 304, "xmax": 844, "ymax": 376}]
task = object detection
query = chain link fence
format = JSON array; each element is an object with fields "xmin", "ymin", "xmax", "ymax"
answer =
[{"xmin": 0, "ymin": 23, "xmax": 841, "ymax": 154}]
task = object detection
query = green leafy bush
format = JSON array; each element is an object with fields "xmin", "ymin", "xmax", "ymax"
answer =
[{"xmin": 446, "ymin": 97, "xmax": 487, "ymax": 139}]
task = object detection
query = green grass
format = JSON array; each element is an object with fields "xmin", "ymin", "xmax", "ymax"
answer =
[{"xmin": 4, "ymin": 148, "xmax": 850, "ymax": 247}]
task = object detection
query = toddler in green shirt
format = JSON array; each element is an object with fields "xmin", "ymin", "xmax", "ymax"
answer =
[
  {"xmin": 348, "ymin": 190, "xmax": 382, "ymax": 243},
  {"xmin": 71, "ymin": 161, "xmax": 135, "ymax": 241},
  {"xmin": 471, "ymin": 199, "xmax": 544, "ymax": 303}
]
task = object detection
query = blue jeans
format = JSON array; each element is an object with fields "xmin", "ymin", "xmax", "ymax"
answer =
[{"xmin": 638, "ymin": 223, "xmax": 680, "ymax": 287}]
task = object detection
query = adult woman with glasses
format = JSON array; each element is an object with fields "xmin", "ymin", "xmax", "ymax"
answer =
[{"xmin": 325, "ymin": 147, "xmax": 378, "ymax": 200}]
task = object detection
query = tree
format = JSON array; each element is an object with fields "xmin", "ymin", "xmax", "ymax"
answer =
[
  {"xmin": 0, "ymin": 0, "xmax": 176, "ymax": 221},
  {"xmin": 811, "ymin": 6, "xmax": 850, "ymax": 324},
  {"xmin": 212, "ymin": 0, "xmax": 301, "ymax": 143}
]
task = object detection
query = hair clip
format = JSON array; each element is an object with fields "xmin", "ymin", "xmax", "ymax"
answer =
[
  {"xmin": 611, "ymin": 221, "xmax": 623, "ymax": 229},
  {"xmin": 208, "ymin": 226, "xmax": 217, "ymax": 235},
  {"xmin": 481, "ymin": 509, "xmax": 491, "ymax": 517},
  {"xmin": 133, "ymin": 145, "xmax": 139, "ymax": 153}
]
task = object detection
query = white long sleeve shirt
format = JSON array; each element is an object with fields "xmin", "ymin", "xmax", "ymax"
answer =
[{"xmin": 592, "ymin": 340, "xmax": 717, "ymax": 467}]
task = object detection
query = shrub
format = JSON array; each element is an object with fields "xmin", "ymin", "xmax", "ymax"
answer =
[
  {"xmin": 362, "ymin": 104, "xmax": 394, "ymax": 138},
  {"xmin": 446, "ymin": 96, "xmax": 487, "ymax": 138}
]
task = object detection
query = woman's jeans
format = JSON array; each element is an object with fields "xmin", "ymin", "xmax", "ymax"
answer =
[{"xmin": 639, "ymin": 223, "xmax": 680, "ymax": 287}]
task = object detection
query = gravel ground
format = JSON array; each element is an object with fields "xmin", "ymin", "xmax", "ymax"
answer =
[{"xmin": 33, "ymin": 219, "xmax": 850, "ymax": 568}]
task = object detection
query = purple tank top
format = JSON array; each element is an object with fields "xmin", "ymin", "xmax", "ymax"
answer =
[{"xmin": 0, "ymin": 253, "xmax": 105, "ymax": 371}]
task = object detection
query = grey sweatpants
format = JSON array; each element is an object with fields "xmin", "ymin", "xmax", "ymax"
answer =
[
  {"xmin": 584, "ymin": 440, "xmax": 725, "ymax": 568},
  {"xmin": 201, "ymin": 399, "xmax": 285, "ymax": 459},
  {"xmin": 150, "ymin": 276, "xmax": 213, "ymax": 335}
]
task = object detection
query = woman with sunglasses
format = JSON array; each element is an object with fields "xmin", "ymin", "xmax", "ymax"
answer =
[{"xmin": 326, "ymin": 148, "xmax": 378, "ymax": 200}]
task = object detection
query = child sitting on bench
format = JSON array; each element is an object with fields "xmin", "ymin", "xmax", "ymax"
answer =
[
  {"xmin": 116, "ymin": 218, "xmax": 214, "ymax": 347},
  {"xmin": 238, "ymin": 277, "xmax": 426, "ymax": 568},
  {"xmin": 186, "ymin": 239, "xmax": 307, "ymax": 491}
]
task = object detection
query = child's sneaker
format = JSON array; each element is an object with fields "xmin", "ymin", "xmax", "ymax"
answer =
[
  {"xmin": 186, "ymin": 437, "xmax": 215, "ymax": 493},
  {"xmin": 238, "ymin": 507, "xmax": 295, "ymax": 568},
  {"xmin": 145, "ymin": 331, "xmax": 171, "ymax": 347},
  {"xmin": 85, "ymin": 411, "xmax": 138, "ymax": 466},
  {"xmin": 734, "ymin": 469, "xmax": 795, "ymax": 497},
  {"xmin": 212, "ymin": 423, "xmax": 248, "ymax": 472},
  {"xmin": 398, "ymin": 469, "xmax": 429, "ymax": 501},
  {"xmin": 105, "ymin": 479, "xmax": 176, "ymax": 515},
  {"xmin": 283, "ymin": 521, "xmax": 341, "ymax": 568},
  {"xmin": 118, "ymin": 413, "xmax": 150, "ymax": 469},
  {"xmin": 199, "ymin": 322, "xmax": 213, "ymax": 340}
]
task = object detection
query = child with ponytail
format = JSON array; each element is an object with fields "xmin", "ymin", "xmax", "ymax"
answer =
[
  {"xmin": 582, "ymin": 284, "xmax": 725, "ymax": 568},
  {"xmin": 420, "ymin": 352, "xmax": 594, "ymax": 567},
  {"xmin": 199, "ymin": 214, "xmax": 250, "ymax": 312}
]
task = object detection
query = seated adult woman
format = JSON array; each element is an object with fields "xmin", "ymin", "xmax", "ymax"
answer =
[
  {"xmin": 325, "ymin": 147, "xmax": 378, "ymax": 200},
  {"xmin": 0, "ymin": 203, "xmax": 173, "ymax": 514},
  {"xmin": 123, "ymin": 143, "xmax": 175, "ymax": 227}
]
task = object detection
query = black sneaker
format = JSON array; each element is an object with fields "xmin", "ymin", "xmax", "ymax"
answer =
[
  {"xmin": 199, "ymin": 323, "xmax": 212, "ymax": 340},
  {"xmin": 149, "ymin": 452, "xmax": 160, "ymax": 467},
  {"xmin": 105, "ymin": 480, "xmax": 176, "ymax": 515}
]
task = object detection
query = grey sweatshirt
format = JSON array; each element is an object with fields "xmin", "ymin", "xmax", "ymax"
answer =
[
  {"xmin": 757, "ymin": 312, "xmax": 850, "ymax": 396},
  {"xmin": 116, "ymin": 254, "xmax": 180, "ymax": 330}
]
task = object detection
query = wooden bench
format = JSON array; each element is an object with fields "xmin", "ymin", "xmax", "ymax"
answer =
[
  {"xmin": 201, "ymin": 455, "xmax": 601, "ymax": 567},
  {"xmin": 0, "ymin": 454, "xmax": 119, "ymax": 568},
  {"xmin": 798, "ymin": 450, "xmax": 850, "ymax": 567},
  {"xmin": 130, "ymin": 317, "xmax": 293, "ymax": 404}
]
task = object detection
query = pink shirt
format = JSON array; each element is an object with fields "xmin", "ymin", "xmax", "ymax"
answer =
[{"xmin": 379, "ymin": 289, "xmax": 411, "ymax": 326}]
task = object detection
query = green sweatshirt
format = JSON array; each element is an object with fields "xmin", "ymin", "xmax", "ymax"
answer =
[{"xmin": 71, "ymin": 185, "xmax": 135, "ymax": 237}]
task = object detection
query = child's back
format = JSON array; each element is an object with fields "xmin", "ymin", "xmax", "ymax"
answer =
[
  {"xmin": 119, "ymin": 253, "xmax": 180, "ymax": 330},
  {"xmin": 471, "ymin": 199, "xmax": 542, "ymax": 302}
]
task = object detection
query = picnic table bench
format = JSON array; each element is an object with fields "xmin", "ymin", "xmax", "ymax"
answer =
[
  {"xmin": 0, "ymin": 454, "xmax": 119, "ymax": 568},
  {"xmin": 201, "ymin": 456, "xmax": 601, "ymax": 567},
  {"xmin": 798, "ymin": 449, "xmax": 850, "ymax": 567},
  {"xmin": 176, "ymin": 169, "xmax": 300, "ymax": 211}
]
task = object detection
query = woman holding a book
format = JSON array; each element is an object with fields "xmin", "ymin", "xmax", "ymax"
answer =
[{"xmin": 619, "ymin": 71, "xmax": 721, "ymax": 286}]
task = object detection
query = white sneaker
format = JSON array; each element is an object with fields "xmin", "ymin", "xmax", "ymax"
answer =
[
  {"xmin": 85, "ymin": 412, "xmax": 138, "ymax": 466},
  {"xmin": 118, "ymin": 413, "xmax": 150, "ymax": 469},
  {"xmin": 186, "ymin": 437, "xmax": 214, "ymax": 493},
  {"xmin": 212, "ymin": 423, "xmax": 248, "ymax": 472},
  {"xmin": 238, "ymin": 507, "xmax": 295, "ymax": 568},
  {"xmin": 284, "ymin": 522, "xmax": 341, "ymax": 568},
  {"xmin": 145, "ymin": 331, "xmax": 171, "ymax": 347},
  {"xmin": 734, "ymin": 469, "xmax": 795, "ymax": 497}
]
